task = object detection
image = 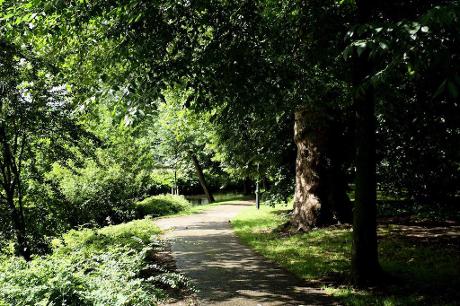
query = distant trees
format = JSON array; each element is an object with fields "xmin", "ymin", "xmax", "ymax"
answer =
[{"xmin": 155, "ymin": 87, "xmax": 216, "ymax": 203}]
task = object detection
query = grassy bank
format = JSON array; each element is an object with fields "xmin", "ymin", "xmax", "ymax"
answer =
[{"xmin": 232, "ymin": 205, "xmax": 460, "ymax": 306}]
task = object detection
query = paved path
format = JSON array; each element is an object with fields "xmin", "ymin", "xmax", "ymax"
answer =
[{"xmin": 155, "ymin": 201, "xmax": 338, "ymax": 306}]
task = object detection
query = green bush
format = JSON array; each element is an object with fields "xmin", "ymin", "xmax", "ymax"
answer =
[
  {"xmin": 135, "ymin": 195, "xmax": 191, "ymax": 218},
  {"xmin": 48, "ymin": 159, "xmax": 140, "ymax": 226},
  {"xmin": 0, "ymin": 218, "xmax": 190, "ymax": 306}
]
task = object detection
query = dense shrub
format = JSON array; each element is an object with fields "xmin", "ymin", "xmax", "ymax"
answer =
[
  {"xmin": 48, "ymin": 159, "xmax": 140, "ymax": 226},
  {"xmin": 135, "ymin": 195, "xmax": 191, "ymax": 218},
  {"xmin": 0, "ymin": 218, "xmax": 190, "ymax": 306}
]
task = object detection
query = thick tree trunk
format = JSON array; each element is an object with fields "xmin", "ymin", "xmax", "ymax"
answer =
[
  {"xmin": 351, "ymin": 82, "xmax": 380, "ymax": 283},
  {"xmin": 291, "ymin": 107, "xmax": 351, "ymax": 231},
  {"xmin": 351, "ymin": 0, "xmax": 382, "ymax": 284},
  {"xmin": 190, "ymin": 154, "xmax": 215, "ymax": 203}
]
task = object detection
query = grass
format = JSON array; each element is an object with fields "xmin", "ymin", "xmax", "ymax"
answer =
[
  {"xmin": 213, "ymin": 193, "xmax": 250, "ymax": 202},
  {"xmin": 134, "ymin": 193, "xmax": 248, "ymax": 219},
  {"xmin": 232, "ymin": 205, "xmax": 460, "ymax": 306},
  {"xmin": 52, "ymin": 217, "xmax": 163, "ymax": 254},
  {"xmin": 185, "ymin": 192, "xmax": 248, "ymax": 203},
  {"xmin": 159, "ymin": 194, "xmax": 253, "ymax": 218}
]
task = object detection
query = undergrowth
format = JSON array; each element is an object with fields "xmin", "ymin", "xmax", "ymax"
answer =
[{"xmin": 0, "ymin": 218, "xmax": 190, "ymax": 306}]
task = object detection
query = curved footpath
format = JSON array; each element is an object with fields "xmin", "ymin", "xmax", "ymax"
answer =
[{"xmin": 154, "ymin": 200, "xmax": 339, "ymax": 306}]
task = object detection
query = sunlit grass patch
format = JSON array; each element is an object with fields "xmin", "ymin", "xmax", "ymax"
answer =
[
  {"xmin": 232, "ymin": 205, "xmax": 460, "ymax": 306},
  {"xmin": 165, "ymin": 196, "xmax": 253, "ymax": 217},
  {"xmin": 232, "ymin": 205, "xmax": 351, "ymax": 279}
]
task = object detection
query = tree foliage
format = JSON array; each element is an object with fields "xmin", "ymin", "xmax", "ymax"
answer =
[{"xmin": 0, "ymin": 0, "xmax": 458, "ymax": 287}]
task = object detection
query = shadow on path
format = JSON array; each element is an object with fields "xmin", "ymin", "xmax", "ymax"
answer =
[{"xmin": 155, "ymin": 201, "xmax": 339, "ymax": 306}]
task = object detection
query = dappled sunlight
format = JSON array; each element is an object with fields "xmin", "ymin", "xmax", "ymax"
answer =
[
  {"xmin": 1, "ymin": 1, "xmax": 459, "ymax": 304},
  {"xmin": 233, "ymin": 205, "xmax": 460, "ymax": 305},
  {"xmin": 234, "ymin": 206, "xmax": 352, "ymax": 280},
  {"xmin": 155, "ymin": 202, "xmax": 337, "ymax": 305}
]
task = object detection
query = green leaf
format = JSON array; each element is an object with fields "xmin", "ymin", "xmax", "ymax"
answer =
[
  {"xmin": 447, "ymin": 81, "xmax": 459, "ymax": 98},
  {"xmin": 408, "ymin": 23, "xmax": 421, "ymax": 35},
  {"xmin": 453, "ymin": 74, "xmax": 460, "ymax": 85},
  {"xmin": 379, "ymin": 42, "xmax": 388, "ymax": 50},
  {"xmin": 355, "ymin": 41, "xmax": 367, "ymax": 57},
  {"xmin": 342, "ymin": 46, "xmax": 352, "ymax": 60},
  {"xmin": 433, "ymin": 79, "xmax": 447, "ymax": 98}
]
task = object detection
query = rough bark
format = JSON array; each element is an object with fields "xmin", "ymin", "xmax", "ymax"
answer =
[
  {"xmin": 190, "ymin": 153, "xmax": 215, "ymax": 203},
  {"xmin": 291, "ymin": 107, "xmax": 352, "ymax": 231},
  {"xmin": 351, "ymin": 0, "xmax": 382, "ymax": 284}
]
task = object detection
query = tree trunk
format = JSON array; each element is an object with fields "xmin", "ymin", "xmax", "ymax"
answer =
[
  {"xmin": 351, "ymin": 0, "xmax": 382, "ymax": 284},
  {"xmin": 291, "ymin": 107, "xmax": 351, "ymax": 230},
  {"xmin": 0, "ymin": 125, "xmax": 31, "ymax": 260},
  {"xmin": 6, "ymin": 192, "xmax": 30, "ymax": 260},
  {"xmin": 351, "ymin": 81, "xmax": 380, "ymax": 283},
  {"xmin": 190, "ymin": 154, "xmax": 215, "ymax": 203}
]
